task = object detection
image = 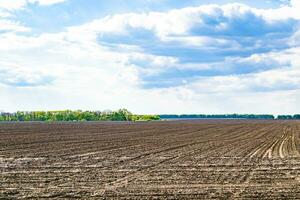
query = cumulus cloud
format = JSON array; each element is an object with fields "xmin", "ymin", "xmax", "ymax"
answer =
[
  {"xmin": 73, "ymin": 3, "xmax": 298, "ymax": 38},
  {"xmin": 28, "ymin": 0, "xmax": 67, "ymax": 6},
  {"xmin": 75, "ymin": 3, "xmax": 297, "ymax": 69},
  {"xmin": 184, "ymin": 67, "xmax": 300, "ymax": 94},
  {"xmin": 0, "ymin": 0, "xmax": 67, "ymax": 33},
  {"xmin": 0, "ymin": 0, "xmax": 66, "ymax": 10},
  {"xmin": 69, "ymin": 3, "xmax": 299, "ymax": 89},
  {"xmin": 290, "ymin": 0, "xmax": 300, "ymax": 8},
  {"xmin": 0, "ymin": 0, "xmax": 27, "ymax": 10},
  {"xmin": 0, "ymin": 62, "xmax": 54, "ymax": 87},
  {"xmin": 0, "ymin": 19, "xmax": 30, "ymax": 32}
]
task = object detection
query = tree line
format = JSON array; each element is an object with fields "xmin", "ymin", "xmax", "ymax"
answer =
[
  {"xmin": 1, "ymin": 111, "xmax": 300, "ymax": 121},
  {"xmin": 0, "ymin": 109, "xmax": 160, "ymax": 122},
  {"xmin": 277, "ymin": 115, "xmax": 300, "ymax": 120},
  {"xmin": 159, "ymin": 114, "xmax": 300, "ymax": 120}
]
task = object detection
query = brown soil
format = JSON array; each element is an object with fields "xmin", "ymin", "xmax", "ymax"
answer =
[{"xmin": 1, "ymin": 120, "xmax": 300, "ymax": 199}]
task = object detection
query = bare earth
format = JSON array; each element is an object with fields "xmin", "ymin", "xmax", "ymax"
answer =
[{"xmin": 1, "ymin": 120, "xmax": 300, "ymax": 199}]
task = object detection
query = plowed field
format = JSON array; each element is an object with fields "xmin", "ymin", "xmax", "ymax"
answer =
[{"xmin": 1, "ymin": 120, "xmax": 300, "ymax": 199}]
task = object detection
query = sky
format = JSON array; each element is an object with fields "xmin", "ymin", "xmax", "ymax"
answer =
[{"xmin": 0, "ymin": 0, "xmax": 300, "ymax": 114}]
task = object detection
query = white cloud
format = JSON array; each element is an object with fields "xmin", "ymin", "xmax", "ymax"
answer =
[
  {"xmin": 291, "ymin": 0, "xmax": 300, "ymax": 8},
  {"xmin": 67, "ymin": 2, "xmax": 300, "ymax": 40},
  {"xmin": 28, "ymin": 0, "xmax": 66, "ymax": 6},
  {"xmin": 186, "ymin": 67, "xmax": 300, "ymax": 94},
  {"xmin": 289, "ymin": 29, "xmax": 300, "ymax": 46},
  {"xmin": 0, "ymin": 10, "xmax": 11, "ymax": 17},
  {"xmin": 0, "ymin": 0, "xmax": 67, "ymax": 33},
  {"xmin": 0, "ymin": 62, "xmax": 53, "ymax": 87},
  {"xmin": 0, "ymin": 19, "xmax": 30, "ymax": 32},
  {"xmin": 0, "ymin": 0, "xmax": 66, "ymax": 10},
  {"xmin": 0, "ymin": 0, "xmax": 27, "ymax": 10}
]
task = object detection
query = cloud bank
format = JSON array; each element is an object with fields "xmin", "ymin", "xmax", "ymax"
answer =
[{"xmin": 0, "ymin": 1, "xmax": 300, "ymax": 114}]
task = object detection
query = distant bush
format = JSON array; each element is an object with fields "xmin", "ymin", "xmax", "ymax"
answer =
[{"xmin": 132, "ymin": 115, "xmax": 161, "ymax": 121}]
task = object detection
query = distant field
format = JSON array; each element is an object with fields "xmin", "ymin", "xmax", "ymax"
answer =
[{"xmin": 1, "ymin": 120, "xmax": 300, "ymax": 199}]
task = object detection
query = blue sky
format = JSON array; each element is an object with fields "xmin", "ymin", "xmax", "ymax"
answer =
[{"xmin": 0, "ymin": 0, "xmax": 300, "ymax": 114}]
